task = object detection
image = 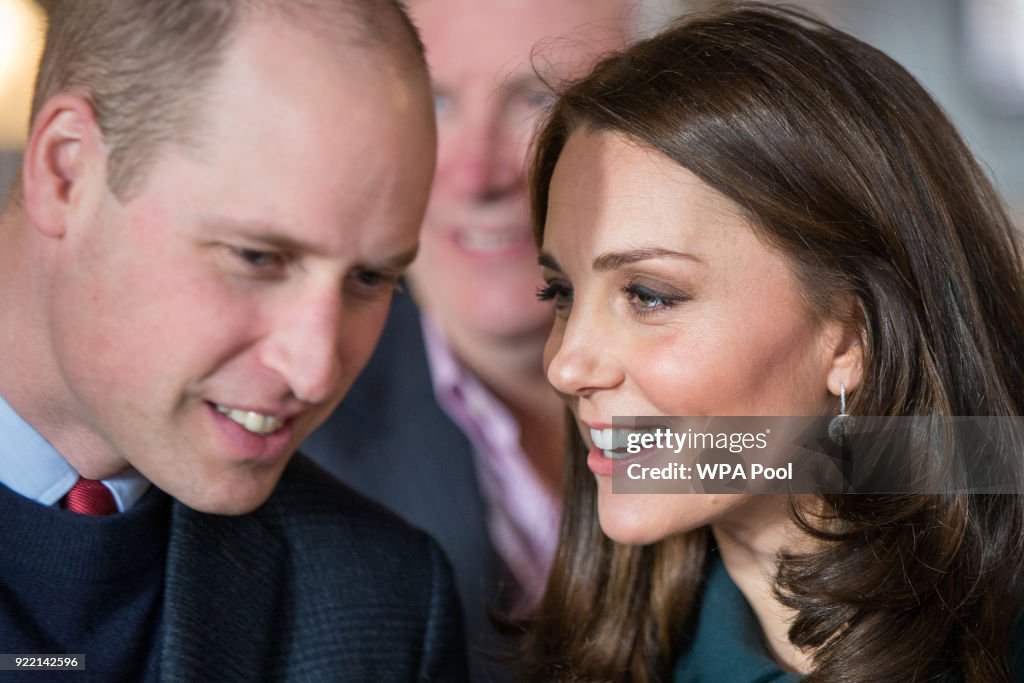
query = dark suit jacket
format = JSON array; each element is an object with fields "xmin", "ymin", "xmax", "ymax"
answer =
[
  {"xmin": 302, "ymin": 290, "xmax": 517, "ymax": 683},
  {"xmin": 160, "ymin": 455, "xmax": 467, "ymax": 682}
]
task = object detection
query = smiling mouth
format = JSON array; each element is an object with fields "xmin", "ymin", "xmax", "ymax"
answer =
[
  {"xmin": 587, "ymin": 423, "xmax": 674, "ymax": 459},
  {"xmin": 589, "ymin": 427, "xmax": 643, "ymax": 459},
  {"xmin": 214, "ymin": 404, "xmax": 285, "ymax": 435}
]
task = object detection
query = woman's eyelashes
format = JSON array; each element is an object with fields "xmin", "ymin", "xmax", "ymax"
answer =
[
  {"xmin": 536, "ymin": 280, "xmax": 573, "ymax": 315},
  {"xmin": 537, "ymin": 276, "xmax": 690, "ymax": 320},
  {"xmin": 622, "ymin": 281, "xmax": 688, "ymax": 318}
]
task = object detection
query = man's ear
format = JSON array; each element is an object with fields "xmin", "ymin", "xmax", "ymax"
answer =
[{"xmin": 22, "ymin": 93, "xmax": 107, "ymax": 239}]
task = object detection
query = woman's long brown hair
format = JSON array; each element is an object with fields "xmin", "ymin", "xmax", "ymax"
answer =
[{"xmin": 523, "ymin": 4, "xmax": 1024, "ymax": 681}]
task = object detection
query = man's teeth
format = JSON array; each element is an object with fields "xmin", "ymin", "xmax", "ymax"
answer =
[
  {"xmin": 215, "ymin": 405, "xmax": 284, "ymax": 435},
  {"xmin": 589, "ymin": 427, "xmax": 638, "ymax": 459},
  {"xmin": 458, "ymin": 230, "xmax": 527, "ymax": 253}
]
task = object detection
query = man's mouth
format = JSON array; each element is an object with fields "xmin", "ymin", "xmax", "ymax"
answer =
[{"xmin": 214, "ymin": 404, "xmax": 285, "ymax": 435}]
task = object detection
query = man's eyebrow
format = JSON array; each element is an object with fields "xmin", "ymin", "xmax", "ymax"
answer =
[
  {"xmin": 200, "ymin": 215, "xmax": 418, "ymax": 268},
  {"xmin": 592, "ymin": 248, "xmax": 704, "ymax": 271},
  {"xmin": 201, "ymin": 216, "xmax": 322, "ymax": 254},
  {"xmin": 367, "ymin": 244, "xmax": 419, "ymax": 271},
  {"xmin": 538, "ymin": 252, "xmax": 564, "ymax": 273}
]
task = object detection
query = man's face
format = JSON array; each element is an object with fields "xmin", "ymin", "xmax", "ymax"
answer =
[
  {"xmin": 44, "ymin": 19, "xmax": 435, "ymax": 514},
  {"xmin": 407, "ymin": 0, "xmax": 629, "ymax": 344}
]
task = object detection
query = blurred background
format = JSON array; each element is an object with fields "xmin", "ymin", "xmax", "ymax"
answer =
[
  {"xmin": 0, "ymin": 0, "xmax": 42, "ymax": 200},
  {"xmin": 1, "ymin": 0, "xmax": 1022, "ymax": 222}
]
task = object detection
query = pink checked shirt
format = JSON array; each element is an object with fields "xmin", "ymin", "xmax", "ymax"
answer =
[{"xmin": 420, "ymin": 314, "xmax": 560, "ymax": 611}]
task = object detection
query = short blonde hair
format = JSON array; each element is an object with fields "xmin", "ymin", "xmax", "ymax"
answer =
[{"xmin": 32, "ymin": 0, "xmax": 425, "ymax": 199}]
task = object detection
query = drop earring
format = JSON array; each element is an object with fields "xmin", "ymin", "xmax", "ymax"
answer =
[{"xmin": 828, "ymin": 382, "xmax": 851, "ymax": 443}]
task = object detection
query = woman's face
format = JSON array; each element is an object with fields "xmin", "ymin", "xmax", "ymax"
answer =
[{"xmin": 540, "ymin": 129, "xmax": 853, "ymax": 544}]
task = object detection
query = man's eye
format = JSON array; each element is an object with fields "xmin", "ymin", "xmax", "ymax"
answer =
[
  {"xmin": 234, "ymin": 248, "xmax": 284, "ymax": 269},
  {"xmin": 525, "ymin": 89, "xmax": 554, "ymax": 110},
  {"xmin": 356, "ymin": 270, "xmax": 383, "ymax": 286},
  {"xmin": 433, "ymin": 91, "xmax": 453, "ymax": 114},
  {"xmin": 348, "ymin": 269, "xmax": 400, "ymax": 295}
]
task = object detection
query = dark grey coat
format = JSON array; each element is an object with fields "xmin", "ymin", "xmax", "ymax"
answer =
[
  {"xmin": 302, "ymin": 290, "xmax": 517, "ymax": 683},
  {"xmin": 159, "ymin": 455, "xmax": 467, "ymax": 682}
]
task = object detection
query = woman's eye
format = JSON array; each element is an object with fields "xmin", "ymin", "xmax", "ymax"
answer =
[
  {"xmin": 624, "ymin": 283, "xmax": 682, "ymax": 316},
  {"xmin": 537, "ymin": 281, "xmax": 573, "ymax": 313},
  {"xmin": 633, "ymin": 288, "xmax": 663, "ymax": 308}
]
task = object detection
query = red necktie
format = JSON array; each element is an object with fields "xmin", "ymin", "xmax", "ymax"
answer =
[{"xmin": 63, "ymin": 477, "xmax": 117, "ymax": 515}]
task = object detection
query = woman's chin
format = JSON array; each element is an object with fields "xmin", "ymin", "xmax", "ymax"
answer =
[{"xmin": 596, "ymin": 490, "xmax": 698, "ymax": 546}]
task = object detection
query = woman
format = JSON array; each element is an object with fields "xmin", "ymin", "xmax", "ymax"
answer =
[{"xmin": 525, "ymin": 3, "xmax": 1024, "ymax": 681}]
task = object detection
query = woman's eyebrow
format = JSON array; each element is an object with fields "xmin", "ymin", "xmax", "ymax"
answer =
[
  {"xmin": 592, "ymin": 248, "xmax": 704, "ymax": 271},
  {"xmin": 538, "ymin": 252, "xmax": 565, "ymax": 272}
]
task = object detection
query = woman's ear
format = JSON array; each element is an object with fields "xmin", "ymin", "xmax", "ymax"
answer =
[
  {"xmin": 21, "ymin": 93, "xmax": 106, "ymax": 239},
  {"xmin": 823, "ymin": 301, "xmax": 864, "ymax": 397}
]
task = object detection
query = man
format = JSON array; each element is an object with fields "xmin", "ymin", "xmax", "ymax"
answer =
[
  {"xmin": 302, "ymin": 0, "xmax": 636, "ymax": 679},
  {"xmin": 0, "ymin": 1, "xmax": 465, "ymax": 680}
]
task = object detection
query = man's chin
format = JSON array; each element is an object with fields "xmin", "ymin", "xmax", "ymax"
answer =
[
  {"xmin": 188, "ymin": 495, "xmax": 272, "ymax": 516},
  {"xmin": 165, "ymin": 472, "xmax": 284, "ymax": 516}
]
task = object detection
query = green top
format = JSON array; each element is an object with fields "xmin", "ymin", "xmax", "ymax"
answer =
[
  {"xmin": 674, "ymin": 551, "xmax": 1024, "ymax": 683},
  {"xmin": 673, "ymin": 552, "xmax": 800, "ymax": 683}
]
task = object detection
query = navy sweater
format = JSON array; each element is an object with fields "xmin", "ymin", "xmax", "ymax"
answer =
[{"xmin": 0, "ymin": 482, "xmax": 171, "ymax": 682}]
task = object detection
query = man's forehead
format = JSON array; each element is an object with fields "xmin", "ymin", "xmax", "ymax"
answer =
[{"xmin": 240, "ymin": 0, "xmax": 425, "ymax": 68}]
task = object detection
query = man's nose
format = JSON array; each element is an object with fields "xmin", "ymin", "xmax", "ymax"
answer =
[
  {"xmin": 439, "ymin": 113, "xmax": 522, "ymax": 200},
  {"xmin": 261, "ymin": 292, "xmax": 344, "ymax": 405}
]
